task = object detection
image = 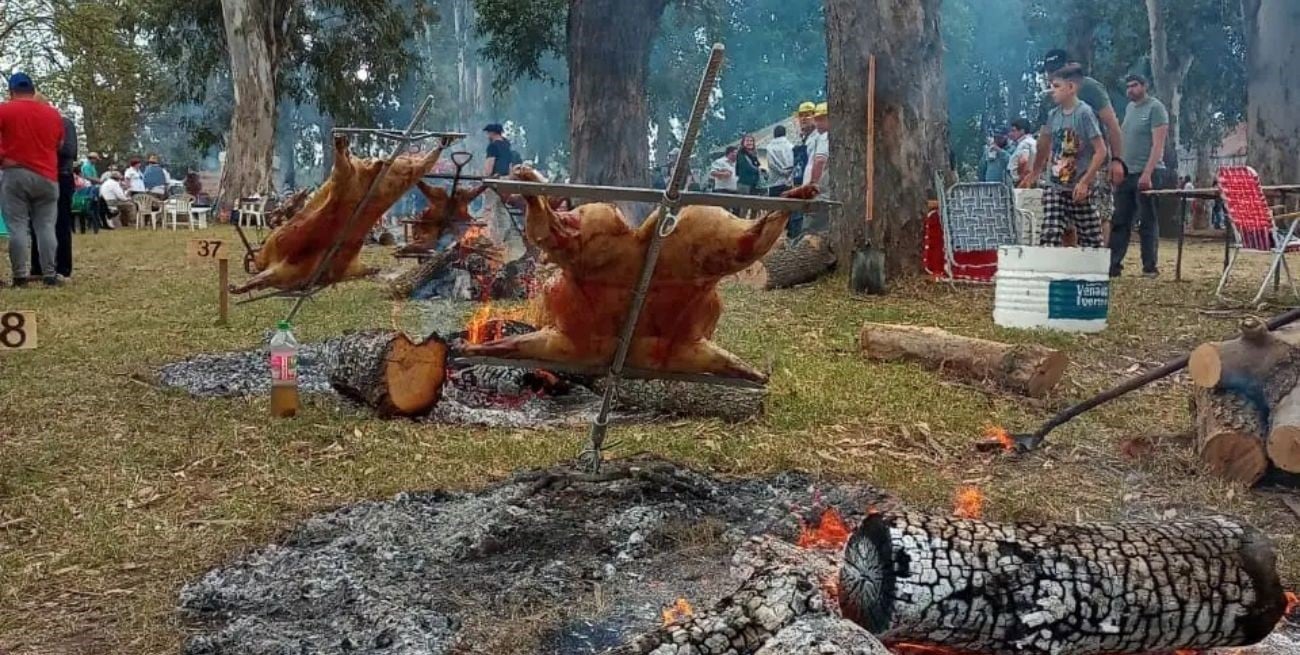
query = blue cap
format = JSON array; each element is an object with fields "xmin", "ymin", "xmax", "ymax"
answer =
[{"xmin": 8, "ymin": 72, "xmax": 35, "ymax": 93}]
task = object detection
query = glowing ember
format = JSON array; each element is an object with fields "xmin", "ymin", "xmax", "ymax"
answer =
[
  {"xmin": 889, "ymin": 643, "xmax": 979, "ymax": 655},
  {"xmin": 1286, "ymin": 590, "xmax": 1298, "ymax": 617},
  {"xmin": 796, "ymin": 507, "xmax": 851, "ymax": 550},
  {"xmin": 982, "ymin": 424, "xmax": 1016, "ymax": 452},
  {"xmin": 466, "ymin": 303, "xmax": 499, "ymax": 345},
  {"xmin": 661, "ymin": 597, "xmax": 694, "ymax": 626},
  {"xmin": 952, "ymin": 486, "xmax": 984, "ymax": 520}
]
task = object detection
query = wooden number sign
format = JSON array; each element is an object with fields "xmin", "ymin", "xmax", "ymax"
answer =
[
  {"xmin": 0, "ymin": 311, "xmax": 37, "ymax": 350},
  {"xmin": 187, "ymin": 239, "xmax": 230, "ymax": 263}
]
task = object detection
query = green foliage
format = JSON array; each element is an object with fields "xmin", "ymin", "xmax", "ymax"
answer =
[{"xmin": 473, "ymin": 0, "xmax": 568, "ymax": 94}]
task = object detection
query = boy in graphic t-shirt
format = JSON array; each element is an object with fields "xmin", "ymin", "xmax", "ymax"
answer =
[{"xmin": 1022, "ymin": 64, "xmax": 1108, "ymax": 248}]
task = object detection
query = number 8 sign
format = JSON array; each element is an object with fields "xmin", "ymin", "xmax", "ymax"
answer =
[{"xmin": 0, "ymin": 311, "xmax": 37, "ymax": 350}]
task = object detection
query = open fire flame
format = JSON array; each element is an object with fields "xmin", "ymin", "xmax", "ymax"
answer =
[
  {"xmin": 796, "ymin": 507, "xmax": 851, "ymax": 550},
  {"xmin": 952, "ymin": 486, "xmax": 984, "ymax": 520},
  {"xmin": 982, "ymin": 424, "xmax": 1016, "ymax": 452},
  {"xmin": 661, "ymin": 597, "xmax": 694, "ymax": 626},
  {"xmin": 1287, "ymin": 590, "xmax": 1299, "ymax": 617}
]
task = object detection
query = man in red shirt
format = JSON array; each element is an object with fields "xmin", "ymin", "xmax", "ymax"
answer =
[{"xmin": 0, "ymin": 72, "xmax": 65, "ymax": 286}]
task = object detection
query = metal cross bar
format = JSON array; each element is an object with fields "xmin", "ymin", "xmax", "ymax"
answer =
[
  {"xmin": 332, "ymin": 127, "xmax": 467, "ymax": 143},
  {"xmin": 448, "ymin": 356, "xmax": 765, "ymax": 390},
  {"xmin": 479, "ymin": 178, "xmax": 838, "ymax": 213},
  {"xmin": 277, "ymin": 96, "xmax": 447, "ymax": 322},
  {"xmin": 583, "ymin": 43, "xmax": 727, "ymax": 472}
]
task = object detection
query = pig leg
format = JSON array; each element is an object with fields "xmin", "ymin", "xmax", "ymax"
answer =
[
  {"xmin": 630, "ymin": 338, "xmax": 768, "ymax": 383},
  {"xmin": 460, "ymin": 328, "xmax": 585, "ymax": 363}
]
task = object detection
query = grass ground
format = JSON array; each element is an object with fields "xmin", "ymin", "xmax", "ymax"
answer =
[{"xmin": 1, "ymin": 226, "xmax": 1297, "ymax": 654}]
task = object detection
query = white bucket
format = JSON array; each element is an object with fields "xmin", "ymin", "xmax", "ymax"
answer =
[{"xmin": 994, "ymin": 246, "xmax": 1110, "ymax": 333}]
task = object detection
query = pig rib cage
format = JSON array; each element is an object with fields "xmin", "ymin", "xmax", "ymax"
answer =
[{"xmin": 232, "ymin": 94, "xmax": 466, "ymax": 316}]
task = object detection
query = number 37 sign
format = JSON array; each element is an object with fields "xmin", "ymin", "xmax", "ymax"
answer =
[{"xmin": 0, "ymin": 311, "xmax": 37, "ymax": 350}]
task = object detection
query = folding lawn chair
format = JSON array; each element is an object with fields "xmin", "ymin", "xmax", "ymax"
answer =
[
  {"xmin": 932, "ymin": 172, "xmax": 1020, "ymax": 282},
  {"xmin": 1215, "ymin": 165, "xmax": 1300, "ymax": 304}
]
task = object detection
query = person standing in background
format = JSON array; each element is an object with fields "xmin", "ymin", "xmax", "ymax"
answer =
[
  {"xmin": 981, "ymin": 132, "xmax": 1011, "ymax": 183},
  {"xmin": 32, "ymin": 112, "xmax": 76, "ymax": 278},
  {"xmin": 0, "ymin": 72, "xmax": 64, "ymax": 287},
  {"xmin": 81, "ymin": 152, "xmax": 100, "ymax": 182},
  {"xmin": 709, "ymin": 146, "xmax": 739, "ymax": 193},
  {"xmin": 482, "ymin": 123, "xmax": 512, "ymax": 178},
  {"xmin": 765, "ymin": 124, "xmax": 795, "ymax": 198},
  {"xmin": 736, "ymin": 135, "xmax": 762, "ymax": 195},
  {"xmin": 1109, "ymin": 73, "xmax": 1169, "ymax": 278},
  {"xmin": 803, "ymin": 103, "xmax": 830, "ymax": 193},
  {"xmin": 1023, "ymin": 64, "xmax": 1107, "ymax": 249},
  {"xmin": 124, "ymin": 157, "xmax": 145, "ymax": 194},
  {"xmin": 1006, "ymin": 119, "xmax": 1037, "ymax": 186}
]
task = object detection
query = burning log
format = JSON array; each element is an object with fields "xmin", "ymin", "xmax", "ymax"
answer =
[
  {"xmin": 1192, "ymin": 387, "xmax": 1271, "ymax": 485},
  {"xmin": 387, "ymin": 248, "xmax": 457, "ymax": 299},
  {"xmin": 233, "ymin": 136, "xmax": 445, "ymax": 294},
  {"xmin": 733, "ymin": 235, "xmax": 836, "ymax": 290},
  {"xmin": 596, "ymin": 378, "xmax": 767, "ymax": 422},
  {"xmin": 610, "ymin": 536, "xmax": 889, "ymax": 655},
  {"xmin": 859, "ymin": 323, "xmax": 1068, "ymax": 398},
  {"xmin": 329, "ymin": 330, "xmax": 449, "ymax": 418},
  {"xmin": 461, "ymin": 166, "xmax": 819, "ymax": 383},
  {"xmin": 838, "ymin": 511, "xmax": 1287, "ymax": 655}
]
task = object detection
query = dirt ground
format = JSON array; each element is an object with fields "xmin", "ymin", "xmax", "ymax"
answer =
[{"xmin": 0, "ymin": 227, "xmax": 1297, "ymax": 654}]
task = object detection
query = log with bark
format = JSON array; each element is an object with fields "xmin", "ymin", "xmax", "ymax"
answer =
[
  {"xmin": 838, "ymin": 511, "xmax": 1287, "ymax": 655},
  {"xmin": 1192, "ymin": 387, "xmax": 1271, "ymax": 486},
  {"xmin": 232, "ymin": 136, "xmax": 446, "ymax": 294},
  {"xmin": 1267, "ymin": 385, "xmax": 1300, "ymax": 473},
  {"xmin": 594, "ymin": 378, "xmax": 767, "ymax": 422},
  {"xmin": 1189, "ymin": 318, "xmax": 1300, "ymax": 398},
  {"xmin": 732, "ymin": 235, "xmax": 836, "ymax": 290},
  {"xmin": 860, "ymin": 323, "xmax": 1068, "ymax": 398},
  {"xmin": 329, "ymin": 330, "xmax": 449, "ymax": 418},
  {"xmin": 609, "ymin": 536, "xmax": 889, "ymax": 655},
  {"xmin": 387, "ymin": 248, "xmax": 457, "ymax": 300}
]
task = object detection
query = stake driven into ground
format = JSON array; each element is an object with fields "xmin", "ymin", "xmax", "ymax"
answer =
[{"xmin": 0, "ymin": 228, "xmax": 1296, "ymax": 653}]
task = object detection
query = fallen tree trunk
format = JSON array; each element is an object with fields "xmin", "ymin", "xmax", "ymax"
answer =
[
  {"xmin": 597, "ymin": 378, "xmax": 767, "ymax": 422},
  {"xmin": 860, "ymin": 323, "xmax": 1067, "ymax": 398},
  {"xmin": 1192, "ymin": 387, "xmax": 1270, "ymax": 485},
  {"xmin": 610, "ymin": 536, "xmax": 889, "ymax": 655},
  {"xmin": 1267, "ymin": 385, "xmax": 1300, "ymax": 473},
  {"xmin": 839, "ymin": 511, "xmax": 1287, "ymax": 655},
  {"xmin": 329, "ymin": 330, "xmax": 448, "ymax": 417},
  {"xmin": 734, "ymin": 235, "xmax": 836, "ymax": 290}
]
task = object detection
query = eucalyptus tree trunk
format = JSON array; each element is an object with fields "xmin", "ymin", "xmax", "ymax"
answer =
[
  {"xmin": 1146, "ymin": 0, "xmax": 1193, "ymax": 171},
  {"xmin": 1193, "ymin": 141, "xmax": 1213, "ymax": 229},
  {"xmin": 566, "ymin": 0, "xmax": 670, "ymax": 197},
  {"xmin": 825, "ymin": 0, "xmax": 950, "ymax": 278},
  {"xmin": 1242, "ymin": 0, "xmax": 1300, "ymax": 184},
  {"xmin": 219, "ymin": 0, "xmax": 279, "ymax": 206}
]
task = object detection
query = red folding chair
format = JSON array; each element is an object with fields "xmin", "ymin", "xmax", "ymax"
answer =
[{"xmin": 1216, "ymin": 166, "xmax": 1300, "ymax": 303}]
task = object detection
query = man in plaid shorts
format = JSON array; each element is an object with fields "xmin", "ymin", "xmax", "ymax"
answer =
[{"xmin": 1021, "ymin": 64, "xmax": 1109, "ymax": 248}]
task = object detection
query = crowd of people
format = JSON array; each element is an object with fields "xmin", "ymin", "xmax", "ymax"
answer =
[
  {"xmin": 977, "ymin": 49, "xmax": 1175, "ymax": 278},
  {"xmin": 1, "ymin": 72, "xmax": 201, "ymax": 288}
]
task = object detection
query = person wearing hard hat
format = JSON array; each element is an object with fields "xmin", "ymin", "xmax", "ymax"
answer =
[{"xmin": 791, "ymin": 100, "xmax": 817, "ymax": 187}]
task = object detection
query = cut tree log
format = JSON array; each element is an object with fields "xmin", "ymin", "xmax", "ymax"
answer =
[
  {"xmin": 609, "ymin": 536, "xmax": 890, "ymax": 655},
  {"xmin": 733, "ymin": 234, "xmax": 836, "ymax": 290},
  {"xmin": 329, "ymin": 330, "xmax": 448, "ymax": 418},
  {"xmin": 1192, "ymin": 387, "xmax": 1270, "ymax": 485},
  {"xmin": 388, "ymin": 248, "xmax": 457, "ymax": 299},
  {"xmin": 1267, "ymin": 384, "xmax": 1300, "ymax": 473},
  {"xmin": 1189, "ymin": 318, "xmax": 1300, "ymax": 398},
  {"xmin": 860, "ymin": 323, "xmax": 1067, "ymax": 398},
  {"xmin": 838, "ymin": 511, "xmax": 1287, "ymax": 655}
]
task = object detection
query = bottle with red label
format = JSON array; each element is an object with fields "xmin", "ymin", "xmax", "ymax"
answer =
[{"xmin": 269, "ymin": 320, "xmax": 300, "ymax": 417}]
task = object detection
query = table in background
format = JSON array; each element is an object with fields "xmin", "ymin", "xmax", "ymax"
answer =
[{"xmin": 1145, "ymin": 184, "xmax": 1300, "ymax": 282}]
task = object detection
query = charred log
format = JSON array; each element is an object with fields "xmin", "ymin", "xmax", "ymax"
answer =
[
  {"xmin": 610, "ymin": 536, "xmax": 888, "ymax": 655},
  {"xmin": 734, "ymin": 235, "xmax": 837, "ymax": 290},
  {"xmin": 329, "ymin": 330, "xmax": 448, "ymax": 418},
  {"xmin": 388, "ymin": 248, "xmax": 457, "ymax": 300},
  {"xmin": 838, "ymin": 511, "xmax": 1287, "ymax": 655},
  {"xmin": 859, "ymin": 323, "xmax": 1068, "ymax": 398},
  {"xmin": 596, "ymin": 378, "xmax": 767, "ymax": 422}
]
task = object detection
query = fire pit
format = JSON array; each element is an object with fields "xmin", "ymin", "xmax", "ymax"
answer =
[{"xmin": 177, "ymin": 459, "xmax": 1299, "ymax": 655}]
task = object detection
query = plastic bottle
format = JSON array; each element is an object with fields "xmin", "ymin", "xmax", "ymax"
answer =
[{"xmin": 269, "ymin": 320, "xmax": 300, "ymax": 418}]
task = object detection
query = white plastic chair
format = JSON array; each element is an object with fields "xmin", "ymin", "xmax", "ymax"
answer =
[
  {"xmin": 237, "ymin": 197, "xmax": 269, "ymax": 229},
  {"xmin": 134, "ymin": 194, "xmax": 164, "ymax": 229}
]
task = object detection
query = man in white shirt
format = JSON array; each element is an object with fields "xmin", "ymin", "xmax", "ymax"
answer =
[
  {"xmin": 803, "ymin": 102, "xmax": 830, "ymax": 194},
  {"xmin": 1006, "ymin": 118, "xmax": 1037, "ymax": 186},
  {"xmin": 765, "ymin": 124, "xmax": 795, "ymax": 197},
  {"xmin": 124, "ymin": 158, "xmax": 145, "ymax": 193},
  {"xmin": 709, "ymin": 146, "xmax": 739, "ymax": 193},
  {"xmin": 99, "ymin": 172, "xmax": 134, "ymax": 227}
]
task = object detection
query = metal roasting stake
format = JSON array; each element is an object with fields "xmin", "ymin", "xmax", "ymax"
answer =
[
  {"xmin": 279, "ymin": 95, "xmax": 443, "ymax": 322},
  {"xmin": 582, "ymin": 44, "xmax": 726, "ymax": 472}
]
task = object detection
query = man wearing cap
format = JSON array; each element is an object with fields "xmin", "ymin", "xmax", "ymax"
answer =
[
  {"xmin": 804, "ymin": 102, "xmax": 830, "ymax": 192},
  {"xmin": 981, "ymin": 131, "xmax": 1012, "ymax": 183},
  {"xmin": 1110, "ymin": 73, "xmax": 1169, "ymax": 278},
  {"xmin": 81, "ymin": 152, "xmax": 100, "ymax": 182},
  {"xmin": 143, "ymin": 154, "xmax": 169, "ymax": 197},
  {"xmin": 1032, "ymin": 49, "xmax": 1125, "ymax": 240},
  {"xmin": 0, "ymin": 72, "xmax": 65, "ymax": 287},
  {"xmin": 482, "ymin": 123, "xmax": 513, "ymax": 179}
]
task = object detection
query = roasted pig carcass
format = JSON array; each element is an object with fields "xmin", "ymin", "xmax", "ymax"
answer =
[
  {"xmin": 233, "ymin": 136, "xmax": 445, "ymax": 294},
  {"xmin": 394, "ymin": 181, "xmax": 486, "ymax": 257},
  {"xmin": 461, "ymin": 166, "xmax": 818, "ymax": 382}
]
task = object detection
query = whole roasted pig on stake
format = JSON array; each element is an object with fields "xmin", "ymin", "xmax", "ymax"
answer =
[
  {"xmin": 233, "ymin": 136, "xmax": 446, "ymax": 294},
  {"xmin": 461, "ymin": 166, "xmax": 819, "ymax": 382}
]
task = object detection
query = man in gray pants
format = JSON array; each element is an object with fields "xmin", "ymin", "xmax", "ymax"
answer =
[{"xmin": 0, "ymin": 72, "xmax": 65, "ymax": 286}]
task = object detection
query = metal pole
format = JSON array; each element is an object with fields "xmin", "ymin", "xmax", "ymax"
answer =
[
  {"xmin": 582, "ymin": 44, "xmax": 726, "ymax": 472},
  {"xmin": 283, "ymin": 95, "xmax": 437, "ymax": 324}
]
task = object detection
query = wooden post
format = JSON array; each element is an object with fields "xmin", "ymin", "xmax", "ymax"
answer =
[{"xmin": 218, "ymin": 258, "xmax": 230, "ymax": 326}]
